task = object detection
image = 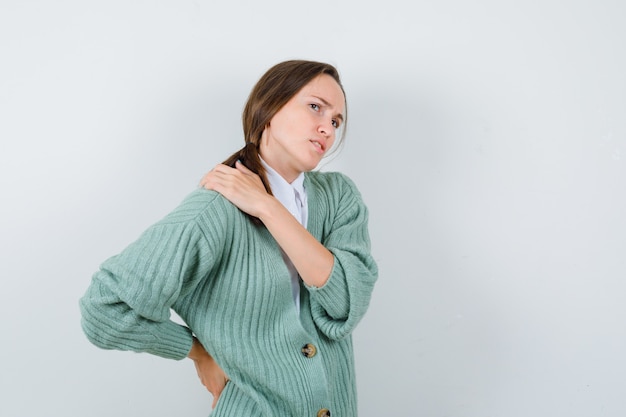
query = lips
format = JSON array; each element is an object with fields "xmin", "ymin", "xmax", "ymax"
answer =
[{"xmin": 309, "ymin": 138, "xmax": 326, "ymax": 153}]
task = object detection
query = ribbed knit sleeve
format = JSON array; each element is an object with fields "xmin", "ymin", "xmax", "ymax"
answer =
[
  {"xmin": 79, "ymin": 190, "xmax": 226, "ymax": 360},
  {"xmin": 306, "ymin": 173, "xmax": 378, "ymax": 340}
]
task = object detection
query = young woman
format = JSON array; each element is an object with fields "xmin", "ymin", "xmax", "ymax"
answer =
[{"xmin": 80, "ymin": 60, "xmax": 378, "ymax": 417}]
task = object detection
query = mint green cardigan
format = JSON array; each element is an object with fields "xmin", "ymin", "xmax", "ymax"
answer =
[{"xmin": 80, "ymin": 171, "xmax": 378, "ymax": 416}]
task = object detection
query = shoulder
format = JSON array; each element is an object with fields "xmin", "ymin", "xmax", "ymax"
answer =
[
  {"xmin": 305, "ymin": 171, "xmax": 362, "ymax": 195},
  {"xmin": 305, "ymin": 171, "xmax": 365, "ymax": 203},
  {"xmin": 159, "ymin": 188, "xmax": 242, "ymax": 227}
]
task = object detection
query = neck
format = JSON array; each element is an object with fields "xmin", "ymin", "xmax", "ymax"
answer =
[{"xmin": 259, "ymin": 147, "xmax": 299, "ymax": 184}]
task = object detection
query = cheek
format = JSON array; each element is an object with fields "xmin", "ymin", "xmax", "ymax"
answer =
[
  {"xmin": 328, "ymin": 133, "xmax": 337, "ymax": 148},
  {"xmin": 276, "ymin": 112, "xmax": 300, "ymax": 132}
]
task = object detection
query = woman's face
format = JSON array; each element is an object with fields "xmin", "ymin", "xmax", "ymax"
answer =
[{"xmin": 260, "ymin": 74, "xmax": 345, "ymax": 183}]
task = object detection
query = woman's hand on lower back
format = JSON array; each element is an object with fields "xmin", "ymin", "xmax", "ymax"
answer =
[{"xmin": 188, "ymin": 338, "xmax": 229, "ymax": 408}]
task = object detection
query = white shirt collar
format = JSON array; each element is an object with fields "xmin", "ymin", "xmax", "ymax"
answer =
[{"xmin": 259, "ymin": 157, "xmax": 306, "ymax": 313}]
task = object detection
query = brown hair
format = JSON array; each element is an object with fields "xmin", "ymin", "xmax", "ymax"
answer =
[{"xmin": 222, "ymin": 60, "xmax": 347, "ymax": 196}]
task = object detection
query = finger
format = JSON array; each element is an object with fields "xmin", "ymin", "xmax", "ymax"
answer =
[
  {"xmin": 199, "ymin": 168, "xmax": 216, "ymax": 187},
  {"xmin": 199, "ymin": 176, "xmax": 213, "ymax": 189},
  {"xmin": 212, "ymin": 163, "xmax": 237, "ymax": 175},
  {"xmin": 200, "ymin": 170, "xmax": 233, "ymax": 190},
  {"xmin": 211, "ymin": 383, "xmax": 225, "ymax": 409},
  {"xmin": 235, "ymin": 160, "xmax": 254, "ymax": 175}
]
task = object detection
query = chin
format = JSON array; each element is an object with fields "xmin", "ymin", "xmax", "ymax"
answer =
[{"xmin": 302, "ymin": 159, "xmax": 322, "ymax": 172}]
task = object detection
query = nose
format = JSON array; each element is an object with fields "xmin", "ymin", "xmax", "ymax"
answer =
[{"xmin": 317, "ymin": 117, "xmax": 334, "ymax": 138}]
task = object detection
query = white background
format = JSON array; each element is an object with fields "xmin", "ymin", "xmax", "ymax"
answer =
[{"xmin": 1, "ymin": 1, "xmax": 625, "ymax": 416}]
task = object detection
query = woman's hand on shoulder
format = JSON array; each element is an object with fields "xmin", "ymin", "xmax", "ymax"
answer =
[{"xmin": 199, "ymin": 161, "xmax": 274, "ymax": 218}]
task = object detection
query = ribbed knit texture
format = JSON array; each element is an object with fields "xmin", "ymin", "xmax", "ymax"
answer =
[{"xmin": 80, "ymin": 171, "xmax": 378, "ymax": 417}]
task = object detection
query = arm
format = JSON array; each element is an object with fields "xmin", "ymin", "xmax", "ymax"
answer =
[
  {"xmin": 80, "ymin": 191, "xmax": 231, "ymax": 404},
  {"xmin": 79, "ymin": 191, "xmax": 223, "ymax": 359},
  {"xmin": 200, "ymin": 161, "xmax": 334, "ymax": 287},
  {"xmin": 258, "ymin": 197, "xmax": 334, "ymax": 288},
  {"xmin": 200, "ymin": 165, "xmax": 378, "ymax": 339},
  {"xmin": 305, "ymin": 173, "xmax": 378, "ymax": 339}
]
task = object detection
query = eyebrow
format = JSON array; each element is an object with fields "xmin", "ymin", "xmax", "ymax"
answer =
[{"xmin": 311, "ymin": 95, "xmax": 345, "ymax": 123}]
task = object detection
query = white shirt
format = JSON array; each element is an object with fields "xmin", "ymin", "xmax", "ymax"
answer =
[{"xmin": 260, "ymin": 158, "xmax": 308, "ymax": 313}]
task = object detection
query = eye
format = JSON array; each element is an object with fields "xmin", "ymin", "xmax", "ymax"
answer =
[
  {"xmin": 331, "ymin": 119, "xmax": 340, "ymax": 128},
  {"xmin": 309, "ymin": 103, "xmax": 321, "ymax": 111}
]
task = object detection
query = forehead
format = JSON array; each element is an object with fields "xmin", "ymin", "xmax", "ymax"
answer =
[{"xmin": 298, "ymin": 74, "xmax": 346, "ymax": 115}]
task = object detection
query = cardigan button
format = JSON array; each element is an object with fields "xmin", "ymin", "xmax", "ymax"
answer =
[
  {"xmin": 301, "ymin": 343, "xmax": 317, "ymax": 358},
  {"xmin": 317, "ymin": 409, "xmax": 331, "ymax": 417}
]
